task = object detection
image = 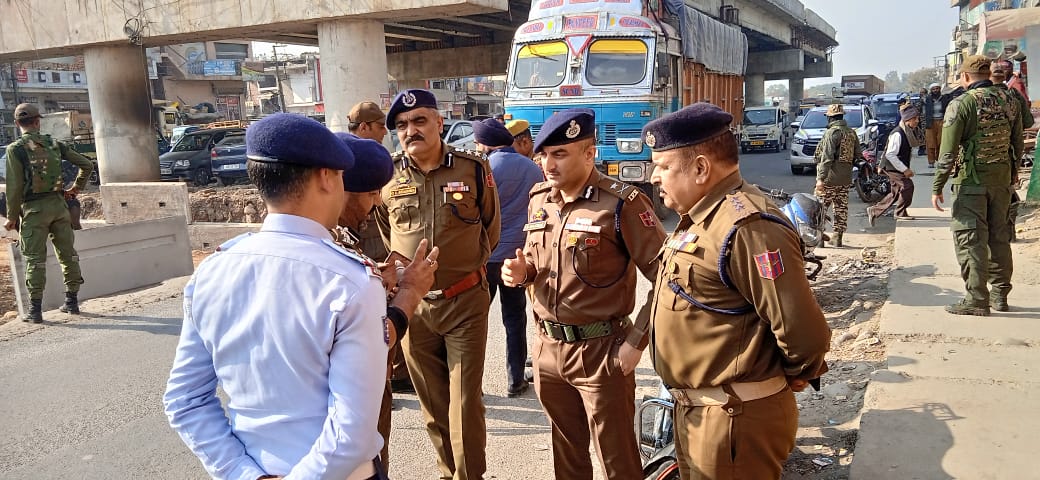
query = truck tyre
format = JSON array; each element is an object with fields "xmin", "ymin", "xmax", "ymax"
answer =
[{"xmin": 192, "ymin": 167, "xmax": 212, "ymax": 187}]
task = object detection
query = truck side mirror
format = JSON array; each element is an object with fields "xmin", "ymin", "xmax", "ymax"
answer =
[{"xmin": 655, "ymin": 51, "xmax": 670, "ymax": 88}]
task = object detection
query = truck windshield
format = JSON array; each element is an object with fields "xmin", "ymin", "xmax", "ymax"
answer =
[
  {"xmin": 743, "ymin": 109, "xmax": 777, "ymax": 126},
  {"xmin": 172, "ymin": 133, "xmax": 213, "ymax": 152},
  {"xmin": 514, "ymin": 41, "xmax": 567, "ymax": 88},
  {"xmin": 585, "ymin": 39, "xmax": 648, "ymax": 86}
]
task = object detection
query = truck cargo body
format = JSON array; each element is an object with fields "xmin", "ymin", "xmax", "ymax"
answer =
[
  {"xmin": 841, "ymin": 75, "xmax": 885, "ymax": 96},
  {"xmin": 504, "ymin": 0, "xmax": 746, "ymax": 213}
]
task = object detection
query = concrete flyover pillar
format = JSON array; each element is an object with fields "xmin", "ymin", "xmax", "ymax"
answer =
[
  {"xmin": 788, "ymin": 77, "xmax": 804, "ymax": 113},
  {"xmin": 84, "ymin": 45, "xmax": 159, "ymax": 183},
  {"xmin": 745, "ymin": 74, "xmax": 765, "ymax": 108},
  {"xmin": 319, "ymin": 19, "xmax": 388, "ymax": 133}
]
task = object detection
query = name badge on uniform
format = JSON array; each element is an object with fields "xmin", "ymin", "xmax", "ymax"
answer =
[
  {"xmin": 564, "ymin": 217, "xmax": 602, "ymax": 234},
  {"xmin": 390, "ymin": 185, "xmax": 417, "ymax": 197},
  {"xmin": 524, "ymin": 220, "xmax": 547, "ymax": 231}
]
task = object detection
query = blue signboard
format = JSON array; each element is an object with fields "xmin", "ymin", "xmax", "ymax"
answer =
[{"xmin": 203, "ymin": 60, "xmax": 238, "ymax": 76}]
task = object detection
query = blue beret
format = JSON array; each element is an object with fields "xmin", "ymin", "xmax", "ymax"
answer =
[
  {"xmin": 641, "ymin": 103, "xmax": 733, "ymax": 152},
  {"xmin": 532, "ymin": 108, "xmax": 596, "ymax": 153},
  {"xmin": 473, "ymin": 118, "xmax": 514, "ymax": 148},
  {"xmin": 334, "ymin": 132, "xmax": 394, "ymax": 192},
  {"xmin": 246, "ymin": 113, "xmax": 354, "ymax": 170},
  {"xmin": 386, "ymin": 89, "xmax": 439, "ymax": 129}
]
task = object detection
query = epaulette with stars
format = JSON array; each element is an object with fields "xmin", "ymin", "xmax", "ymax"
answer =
[{"xmin": 597, "ymin": 176, "xmax": 643, "ymax": 202}]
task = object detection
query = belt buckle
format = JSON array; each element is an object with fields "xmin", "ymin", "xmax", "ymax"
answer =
[{"xmin": 424, "ymin": 289, "xmax": 445, "ymax": 301}]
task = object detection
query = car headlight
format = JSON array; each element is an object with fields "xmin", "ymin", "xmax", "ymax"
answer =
[
  {"xmin": 615, "ymin": 139, "xmax": 643, "ymax": 154},
  {"xmin": 174, "ymin": 159, "xmax": 190, "ymax": 167},
  {"xmin": 793, "ymin": 137, "xmax": 806, "ymax": 145}
]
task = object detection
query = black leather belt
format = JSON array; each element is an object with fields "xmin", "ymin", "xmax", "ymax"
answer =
[{"xmin": 540, "ymin": 319, "xmax": 614, "ymax": 343}]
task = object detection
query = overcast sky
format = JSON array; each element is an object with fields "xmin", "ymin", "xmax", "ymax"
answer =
[{"xmin": 794, "ymin": 0, "xmax": 960, "ymax": 88}]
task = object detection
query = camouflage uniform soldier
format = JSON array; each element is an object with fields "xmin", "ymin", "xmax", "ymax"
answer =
[
  {"xmin": 932, "ymin": 55, "xmax": 1024, "ymax": 315},
  {"xmin": 991, "ymin": 60, "xmax": 1032, "ymax": 243},
  {"xmin": 3, "ymin": 103, "xmax": 94, "ymax": 323},
  {"xmin": 814, "ymin": 104, "xmax": 862, "ymax": 247}
]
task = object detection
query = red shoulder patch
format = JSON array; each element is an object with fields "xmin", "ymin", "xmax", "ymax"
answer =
[
  {"xmin": 486, "ymin": 173, "xmax": 496, "ymax": 188},
  {"xmin": 639, "ymin": 210, "xmax": 657, "ymax": 228},
  {"xmin": 754, "ymin": 250, "xmax": 784, "ymax": 280}
]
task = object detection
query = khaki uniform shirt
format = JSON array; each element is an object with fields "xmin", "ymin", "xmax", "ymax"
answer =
[
  {"xmin": 650, "ymin": 172, "xmax": 831, "ymax": 389},
  {"xmin": 523, "ymin": 170, "xmax": 666, "ymax": 348},
  {"xmin": 375, "ymin": 144, "xmax": 500, "ymax": 291}
]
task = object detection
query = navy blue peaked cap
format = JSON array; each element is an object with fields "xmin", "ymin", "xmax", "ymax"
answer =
[
  {"xmin": 641, "ymin": 103, "xmax": 733, "ymax": 152},
  {"xmin": 533, "ymin": 108, "xmax": 596, "ymax": 153},
  {"xmin": 246, "ymin": 113, "xmax": 355, "ymax": 170},
  {"xmin": 386, "ymin": 89, "xmax": 439, "ymax": 129},
  {"xmin": 473, "ymin": 118, "xmax": 514, "ymax": 148},
  {"xmin": 334, "ymin": 132, "xmax": 394, "ymax": 192}
]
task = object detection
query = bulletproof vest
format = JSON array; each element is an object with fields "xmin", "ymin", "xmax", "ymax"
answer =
[
  {"xmin": 967, "ymin": 87, "xmax": 1014, "ymax": 164},
  {"xmin": 837, "ymin": 127, "xmax": 857, "ymax": 164},
  {"xmin": 14, "ymin": 133, "xmax": 63, "ymax": 195}
]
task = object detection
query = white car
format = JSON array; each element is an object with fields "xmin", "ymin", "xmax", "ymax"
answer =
[
  {"xmin": 391, "ymin": 119, "xmax": 477, "ymax": 151},
  {"xmin": 789, "ymin": 105, "xmax": 874, "ymax": 175}
]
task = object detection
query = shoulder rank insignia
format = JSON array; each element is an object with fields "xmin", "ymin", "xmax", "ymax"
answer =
[
  {"xmin": 727, "ymin": 191, "xmax": 760, "ymax": 222},
  {"xmin": 322, "ymin": 239, "xmax": 381, "ymax": 279},
  {"xmin": 754, "ymin": 249, "xmax": 784, "ymax": 280}
]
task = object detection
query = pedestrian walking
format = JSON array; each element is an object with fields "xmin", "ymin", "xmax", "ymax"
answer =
[
  {"xmin": 932, "ymin": 55, "xmax": 1023, "ymax": 316},
  {"xmin": 813, "ymin": 104, "xmax": 861, "ymax": 247},
  {"xmin": 643, "ymin": 102, "xmax": 831, "ymax": 479},
  {"xmin": 923, "ymin": 83, "xmax": 964, "ymax": 168},
  {"xmin": 3, "ymin": 103, "xmax": 94, "ymax": 323},
  {"xmin": 163, "ymin": 113, "xmax": 391, "ymax": 479},
  {"xmin": 375, "ymin": 89, "xmax": 500, "ymax": 480},
  {"xmin": 500, "ymin": 108, "xmax": 666, "ymax": 479},
  {"xmin": 868, "ymin": 106, "xmax": 920, "ymax": 225},
  {"xmin": 473, "ymin": 119, "xmax": 543, "ymax": 398},
  {"xmin": 332, "ymin": 132, "xmax": 440, "ymax": 473}
]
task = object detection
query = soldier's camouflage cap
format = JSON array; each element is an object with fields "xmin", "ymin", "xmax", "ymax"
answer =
[{"xmin": 959, "ymin": 55, "xmax": 991, "ymax": 74}]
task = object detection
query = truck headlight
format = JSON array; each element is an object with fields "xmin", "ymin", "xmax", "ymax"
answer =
[
  {"xmin": 615, "ymin": 139, "xmax": 643, "ymax": 154},
  {"xmin": 620, "ymin": 165, "xmax": 643, "ymax": 180},
  {"xmin": 174, "ymin": 159, "xmax": 190, "ymax": 167}
]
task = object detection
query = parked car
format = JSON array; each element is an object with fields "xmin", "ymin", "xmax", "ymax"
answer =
[
  {"xmin": 789, "ymin": 104, "xmax": 874, "ymax": 174},
  {"xmin": 210, "ymin": 133, "xmax": 248, "ymax": 186},
  {"xmin": 390, "ymin": 119, "xmax": 477, "ymax": 151},
  {"xmin": 169, "ymin": 125, "xmax": 200, "ymax": 147},
  {"xmin": 159, "ymin": 127, "xmax": 244, "ymax": 187}
]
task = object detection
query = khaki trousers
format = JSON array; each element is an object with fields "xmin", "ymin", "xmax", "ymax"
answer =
[
  {"xmin": 533, "ymin": 328, "xmax": 643, "ymax": 480},
  {"xmin": 403, "ymin": 283, "xmax": 490, "ymax": 480},
  {"xmin": 674, "ymin": 388, "xmax": 798, "ymax": 480},
  {"xmin": 925, "ymin": 119, "xmax": 942, "ymax": 164}
]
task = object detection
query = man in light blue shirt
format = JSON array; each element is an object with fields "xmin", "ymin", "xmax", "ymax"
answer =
[
  {"xmin": 163, "ymin": 114, "xmax": 388, "ymax": 480},
  {"xmin": 473, "ymin": 119, "xmax": 544, "ymax": 397}
]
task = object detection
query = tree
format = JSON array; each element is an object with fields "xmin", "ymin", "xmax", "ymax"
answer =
[
  {"xmin": 884, "ymin": 70, "xmax": 904, "ymax": 93},
  {"xmin": 804, "ymin": 83, "xmax": 841, "ymax": 100},
  {"xmin": 766, "ymin": 83, "xmax": 789, "ymax": 100},
  {"xmin": 903, "ymin": 66, "xmax": 942, "ymax": 93}
]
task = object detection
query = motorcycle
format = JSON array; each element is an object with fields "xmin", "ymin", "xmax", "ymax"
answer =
[
  {"xmin": 853, "ymin": 121, "xmax": 893, "ymax": 203},
  {"xmin": 757, "ymin": 186, "xmax": 827, "ymax": 281}
]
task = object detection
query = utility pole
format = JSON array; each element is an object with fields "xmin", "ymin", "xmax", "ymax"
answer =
[{"xmin": 272, "ymin": 45, "xmax": 287, "ymax": 113}]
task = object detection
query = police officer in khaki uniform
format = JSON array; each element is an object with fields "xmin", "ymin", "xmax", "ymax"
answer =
[
  {"xmin": 4, "ymin": 103, "xmax": 94, "ymax": 322},
  {"xmin": 501, "ymin": 108, "xmax": 666, "ymax": 479},
  {"xmin": 374, "ymin": 89, "xmax": 500, "ymax": 480},
  {"xmin": 644, "ymin": 103, "xmax": 831, "ymax": 479}
]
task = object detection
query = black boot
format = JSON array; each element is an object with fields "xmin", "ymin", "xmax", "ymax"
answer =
[
  {"xmin": 59, "ymin": 291, "xmax": 80, "ymax": 314},
  {"xmin": 22, "ymin": 299, "xmax": 43, "ymax": 323}
]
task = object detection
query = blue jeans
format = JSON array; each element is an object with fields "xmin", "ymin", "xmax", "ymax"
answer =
[{"xmin": 486, "ymin": 262, "xmax": 529, "ymax": 387}]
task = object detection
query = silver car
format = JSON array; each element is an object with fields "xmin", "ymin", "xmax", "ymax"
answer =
[{"xmin": 390, "ymin": 119, "xmax": 477, "ymax": 151}]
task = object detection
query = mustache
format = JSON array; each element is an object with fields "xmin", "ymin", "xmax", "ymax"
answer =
[{"xmin": 405, "ymin": 134, "xmax": 426, "ymax": 145}]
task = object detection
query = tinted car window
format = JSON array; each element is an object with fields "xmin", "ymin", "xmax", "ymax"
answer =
[
  {"xmin": 172, "ymin": 133, "xmax": 214, "ymax": 152},
  {"xmin": 217, "ymin": 134, "xmax": 246, "ymax": 147}
]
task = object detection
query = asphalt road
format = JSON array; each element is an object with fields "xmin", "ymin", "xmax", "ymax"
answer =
[{"xmin": 0, "ymin": 149, "xmax": 827, "ymax": 479}]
